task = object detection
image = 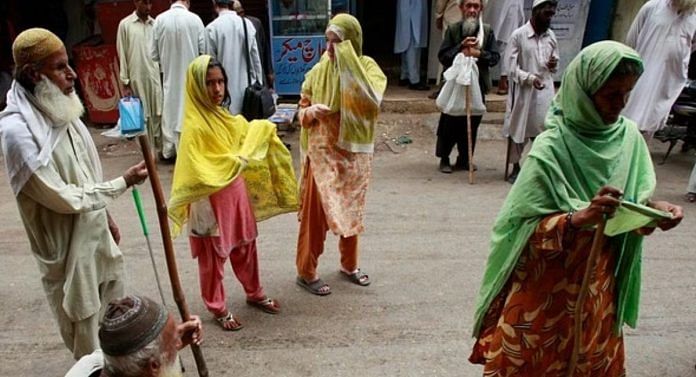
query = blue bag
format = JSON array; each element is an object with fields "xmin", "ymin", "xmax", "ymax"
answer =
[{"xmin": 118, "ymin": 96, "xmax": 145, "ymax": 135}]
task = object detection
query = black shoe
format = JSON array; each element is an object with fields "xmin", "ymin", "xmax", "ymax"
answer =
[
  {"xmin": 409, "ymin": 82, "xmax": 430, "ymax": 91},
  {"xmin": 438, "ymin": 158, "xmax": 453, "ymax": 174},
  {"xmin": 428, "ymin": 89, "xmax": 440, "ymax": 99},
  {"xmin": 506, "ymin": 164, "xmax": 520, "ymax": 184},
  {"xmin": 455, "ymin": 158, "xmax": 477, "ymax": 171},
  {"xmin": 398, "ymin": 79, "xmax": 409, "ymax": 86}
]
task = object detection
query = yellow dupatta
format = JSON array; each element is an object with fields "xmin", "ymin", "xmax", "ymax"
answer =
[
  {"xmin": 301, "ymin": 14, "xmax": 387, "ymax": 153},
  {"xmin": 168, "ymin": 55, "xmax": 298, "ymax": 237}
]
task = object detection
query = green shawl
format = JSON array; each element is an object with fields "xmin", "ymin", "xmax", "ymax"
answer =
[
  {"xmin": 472, "ymin": 41, "xmax": 655, "ymax": 336},
  {"xmin": 300, "ymin": 13, "xmax": 387, "ymax": 153}
]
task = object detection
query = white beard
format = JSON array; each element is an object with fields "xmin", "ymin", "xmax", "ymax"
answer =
[
  {"xmin": 673, "ymin": 0, "xmax": 696, "ymax": 13},
  {"xmin": 158, "ymin": 357, "xmax": 183, "ymax": 377},
  {"xmin": 34, "ymin": 75, "xmax": 85, "ymax": 125},
  {"xmin": 462, "ymin": 17, "xmax": 479, "ymax": 36}
]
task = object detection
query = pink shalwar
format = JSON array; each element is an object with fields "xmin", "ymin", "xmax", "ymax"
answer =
[{"xmin": 189, "ymin": 177, "xmax": 265, "ymax": 317}]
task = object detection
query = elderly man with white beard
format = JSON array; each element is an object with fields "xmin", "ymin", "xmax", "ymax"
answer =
[
  {"xmin": 0, "ymin": 28, "xmax": 148, "ymax": 359},
  {"xmin": 435, "ymin": 0, "xmax": 499, "ymax": 173},
  {"xmin": 65, "ymin": 296, "xmax": 203, "ymax": 377},
  {"xmin": 622, "ymin": 0, "xmax": 696, "ymax": 137}
]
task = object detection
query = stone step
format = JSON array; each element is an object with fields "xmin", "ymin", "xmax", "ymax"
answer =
[{"xmin": 381, "ymin": 85, "xmax": 507, "ymax": 114}]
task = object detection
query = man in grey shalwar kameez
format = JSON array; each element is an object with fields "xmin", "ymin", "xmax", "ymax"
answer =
[
  {"xmin": 395, "ymin": 0, "xmax": 430, "ymax": 90},
  {"xmin": 0, "ymin": 28, "xmax": 148, "ymax": 359}
]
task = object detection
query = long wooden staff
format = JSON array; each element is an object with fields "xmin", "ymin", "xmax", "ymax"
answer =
[
  {"xmin": 504, "ymin": 137, "xmax": 511, "ymax": 181},
  {"xmin": 138, "ymin": 135, "xmax": 209, "ymax": 377},
  {"xmin": 466, "ymin": 84, "xmax": 475, "ymax": 184},
  {"xmin": 565, "ymin": 217, "xmax": 607, "ymax": 377}
]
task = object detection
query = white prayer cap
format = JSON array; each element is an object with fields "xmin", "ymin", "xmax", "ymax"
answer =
[{"xmin": 532, "ymin": 0, "xmax": 555, "ymax": 8}]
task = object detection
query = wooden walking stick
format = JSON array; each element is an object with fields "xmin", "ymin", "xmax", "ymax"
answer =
[
  {"xmin": 137, "ymin": 135, "xmax": 209, "ymax": 377},
  {"xmin": 565, "ymin": 216, "xmax": 607, "ymax": 377},
  {"xmin": 465, "ymin": 84, "xmax": 475, "ymax": 184},
  {"xmin": 504, "ymin": 137, "xmax": 511, "ymax": 181}
]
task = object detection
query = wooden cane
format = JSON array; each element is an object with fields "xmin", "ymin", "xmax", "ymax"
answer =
[
  {"xmin": 504, "ymin": 137, "xmax": 511, "ymax": 181},
  {"xmin": 565, "ymin": 217, "xmax": 607, "ymax": 377},
  {"xmin": 466, "ymin": 84, "xmax": 474, "ymax": 184},
  {"xmin": 137, "ymin": 135, "xmax": 209, "ymax": 377}
]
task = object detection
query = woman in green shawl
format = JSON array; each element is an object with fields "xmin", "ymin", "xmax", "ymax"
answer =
[{"xmin": 469, "ymin": 41, "xmax": 683, "ymax": 375}]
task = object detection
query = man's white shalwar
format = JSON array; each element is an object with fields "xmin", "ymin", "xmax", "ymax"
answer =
[
  {"xmin": 622, "ymin": 0, "xmax": 696, "ymax": 135},
  {"xmin": 0, "ymin": 82, "xmax": 126, "ymax": 359},
  {"xmin": 502, "ymin": 22, "xmax": 558, "ymax": 143},
  {"xmin": 201, "ymin": 9, "xmax": 263, "ymax": 115},
  {"xmin": 151, "ymin": 3, "xmax": 204, "ymax": 157}
]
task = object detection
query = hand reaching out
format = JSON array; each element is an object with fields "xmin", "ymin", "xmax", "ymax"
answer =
[{"xmin": 123, "ymin": 161, "xmax": 148, "ymax": 187}]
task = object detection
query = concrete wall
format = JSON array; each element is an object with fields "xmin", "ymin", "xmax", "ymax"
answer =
[{"xmin": 611, "ymin": 0, "xmax": 648, "ymax": 42}]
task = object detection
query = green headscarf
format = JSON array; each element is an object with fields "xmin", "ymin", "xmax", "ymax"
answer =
[
  {"xmin": 300, "ymin": 13, "xmax": 387, "ymax": 153},
  {"xmin": 472, "ymin": 41, "xmax": 655, "ymax": 335}
]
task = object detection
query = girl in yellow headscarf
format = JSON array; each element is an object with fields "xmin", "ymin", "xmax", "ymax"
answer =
[
  {"xmin": 295, "ymin": 14, "xmax": 387, "ymax": 295},
  {"xmin": 169, "ymin": 55, "xmax": 298, "ymax": 330}
]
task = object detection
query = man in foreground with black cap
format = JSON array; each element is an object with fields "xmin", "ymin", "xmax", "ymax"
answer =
[{"xmin": 65, "ymin": 296, "xmax": 203, "ymax": 377}]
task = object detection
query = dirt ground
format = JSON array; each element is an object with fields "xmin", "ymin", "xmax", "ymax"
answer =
[{"xmin": 0, "ymin": 114, "xmax": 695, "ymax": 377}]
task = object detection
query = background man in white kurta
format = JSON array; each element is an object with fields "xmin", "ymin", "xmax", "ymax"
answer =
[
  {"xmin": 0, "ymin": 28, "xmax": 148, "ymax": 359},
  {"xmin": 395, "ymin": 0, "xmax": 430, "ymax": 90},
  {"xmin": 483, "ymin": 0, "xmax": 525, "ymax": 95},
  {"xmin": 502, "ymin": 0, "xmax": 558, "ymax": 183},
  {"xmin": 201, "ymin": 0, "xmax": 263, "ymax": 115},
  {"xmin": 150, "ymin": 0, "xmax": 204, "ymax": 159},
  {"xmin": 117, "ymin": 0, "xmax": 163, "ymax": 152},
  {"xmin": 622, "ymin": 0, "xmax": 696, "ymax": 137}
]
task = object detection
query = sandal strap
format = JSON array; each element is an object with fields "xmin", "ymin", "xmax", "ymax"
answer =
[
  {"xmin": 216, "ymin": 312, "xmax": 235, "ymax": 324},
  {"xmin": 255, "ymin": 297, "xmax": 273, "ymax": 305}
]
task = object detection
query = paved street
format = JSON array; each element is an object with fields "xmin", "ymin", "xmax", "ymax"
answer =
[{"xmin": 0, "ymin": 114, "xmax": 694, "ymax": 377}]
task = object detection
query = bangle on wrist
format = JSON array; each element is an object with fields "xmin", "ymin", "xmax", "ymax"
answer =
[{"xmin": 566, "ymin": 210, "xmax": 578, "ymax": 230}]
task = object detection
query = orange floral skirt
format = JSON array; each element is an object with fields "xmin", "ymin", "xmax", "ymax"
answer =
[{"xmin": 470, "ymin": 215, "xmax": 626, "ymax": 377}]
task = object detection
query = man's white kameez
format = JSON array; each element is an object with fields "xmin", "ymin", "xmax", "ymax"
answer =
[
  {"xmin": 502, "ymin": 22, "xmax": 558, "ymax": 143},
  {"xmin": 0, "ymin": 83, "xmax": 127, "ymax": 359},
  {"xmin": 622, "ymin": 0, "xmax": 696, "ymax": 136},
  {"xmin": 151, "ymin": 3, "xmax": 204, "ymax": 157},
  {"xmin": 201, "ymin": 9, "xmax": 263, "ymax": 115},
  {"xmin": 117, "ymin": 12, "xmax": 163, "ymax": 151},
  {"xmin": 484, "ymin": 0, "xmax": 525, "ymax": 76}
]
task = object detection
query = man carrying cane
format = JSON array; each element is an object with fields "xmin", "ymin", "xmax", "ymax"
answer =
[
  {"xmin": 435, "ymin": 0, "xmax": 499, "ymax": 174},
  {"xmin": 0, "ymin": 28, "xmax": 148, "ymax": 359}
]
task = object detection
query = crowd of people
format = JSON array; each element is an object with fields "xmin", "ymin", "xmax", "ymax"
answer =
[{"xmin": 0, "ymin": 0, "xmax": 693, "ymax": 376}]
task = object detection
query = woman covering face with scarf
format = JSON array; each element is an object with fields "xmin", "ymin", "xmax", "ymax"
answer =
[{"xmin": 295, "ymin": 14, "xmax": 387, "ymax": 296}]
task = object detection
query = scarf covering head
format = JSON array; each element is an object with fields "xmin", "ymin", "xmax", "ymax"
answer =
[
  {"xmin": 301, "ymin": 13, "xmax": 387, "ymax": 153},
  {"xmin": 472, "ymin": 41, "xmax": 655, "ymax": 335},
  {"xmin": 168, "ymin": 55, "xmax": 298, "ymax": 237}
]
